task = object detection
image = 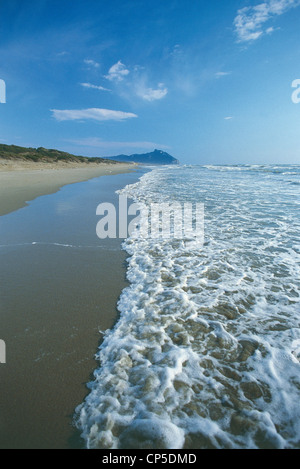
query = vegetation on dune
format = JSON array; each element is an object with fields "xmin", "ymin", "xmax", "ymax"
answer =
[{"xmin": 0, "ymin": 144, "xmax": 118, "ymax": 164}]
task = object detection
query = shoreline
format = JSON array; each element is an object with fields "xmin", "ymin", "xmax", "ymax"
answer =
[{"xmin": 0, "ymin": 162, "xmax": 135, "ymax": 216}]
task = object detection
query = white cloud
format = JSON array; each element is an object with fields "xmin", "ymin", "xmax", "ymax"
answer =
[
  {"xmin": 224, "ymin": 116, "xmax": 233, "ymax": 120},
  {"xmin": 105, "ymin": 61, "xmax": 130, "ymax": 82},
  {"xmin": 80, "ymin": 82, "xmax": 111, "ymax": 92},
  {"xmin": 234, "ymin": 0, "xmax": 300, "ymax": 42},
  {"xmin": 84, "ymin": 59, "xmax": 100, "ymax": 68},
  {"xmin": 67, "ymin": 137, "xmax": 170, "ymax": 150},
  {"xmin": 51, "ymin": 108, "xmax": 138, "ymax": 122}
]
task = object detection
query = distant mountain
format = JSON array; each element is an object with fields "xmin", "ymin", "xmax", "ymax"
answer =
[{"xmin": 107, "ymin": 149, "xmax": 180, "ymax": 165}]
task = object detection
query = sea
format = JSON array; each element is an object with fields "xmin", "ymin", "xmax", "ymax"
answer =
[{"xmin": 75, "ymin": 164, "xmax": 300, "ymax": 449}]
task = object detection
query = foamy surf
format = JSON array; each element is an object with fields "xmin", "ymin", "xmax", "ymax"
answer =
[{"xmin": 75, "ymin": 164, "xmax": 300, "ymax": 449}]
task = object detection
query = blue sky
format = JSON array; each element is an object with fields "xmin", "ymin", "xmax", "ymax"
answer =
[{"xmin": 0, "ymin": 0, "xmax": 300, "ymax": 164}]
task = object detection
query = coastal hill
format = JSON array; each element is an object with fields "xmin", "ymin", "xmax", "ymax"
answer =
[
  {"xmin": 106, "ymin": 149, "xmax": 180, "ymax": 165},
  {"xmin": 0, "ymin": 144, "xmax": 179, "ymax": 166},
  {"xmin": 0, "ymin": 143, "xmax": 118, "ymax": 165}
]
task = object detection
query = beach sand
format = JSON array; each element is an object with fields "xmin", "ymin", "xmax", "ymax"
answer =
[
  {"xmin": 0, "ymin": 161, "xmax": 135, "ymax": 216},
  {"xmin": 0, "ymin": 164, "xmax": 142, "ymax": 448}
]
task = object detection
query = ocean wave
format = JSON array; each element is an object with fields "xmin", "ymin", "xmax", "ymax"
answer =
[{"xmin": 75, "ymin": 165, "xmax": 300, "ymax": 449}]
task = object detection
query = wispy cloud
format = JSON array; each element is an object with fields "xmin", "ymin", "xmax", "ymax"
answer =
[
  {"xmin": 137, "ymin": 83, "xmax": 168, "ymax": 102},
  {"xmin": 105, "ymin": 61, "xmax": 130, "ymax": 82},
  {"xmin": 67, "ymin": 137, "xmax": 170, "ymax": 150},
  {"xmin": 215, "ymin": 71, "xmax": 232, "ymax": 79},
  {"xmin": 103, "ymin": 61, "xmax": 168, "ymax": 103},
  {"xmin": 266, "ymin": 26, "xmax": 276, "ymax": 34},
  {"xmin": 84, "ymin": 59, "xmax": 100, "ymax": 68},
  {"xmin": 80, "ymin": 82, "xmax": 111, "ymax": 92},
  {"xmin": 234, "ymin": 0, "xmax": 300, "ymax": 42},
  {"xmin": 56, "ymin": 51, "xmax": 68, "ymax": 57},
  {"xmin": 224, "ymin": 116, "xmax": 233, "ymax": 120},
  {"xmin": 51, "ymin": 108, "xmax": 138, "ymax": 122}
]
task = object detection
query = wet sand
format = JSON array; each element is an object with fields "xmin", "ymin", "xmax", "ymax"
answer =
[
  {"xmin": 0, "ymin": 162, "xmax": 134, "ymax": 216},
  {"xmin": 0, "ymin": 167, "xmax": 143, "ymax": 448}
]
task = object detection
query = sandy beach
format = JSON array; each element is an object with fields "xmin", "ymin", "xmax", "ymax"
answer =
[
  {"xmin": 0, "ymin": 160, "xmax": 135, "ymax": 216},
  {"xmin": 0, "ymin": 164, "xmax": 143, "ymax": 448}
]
